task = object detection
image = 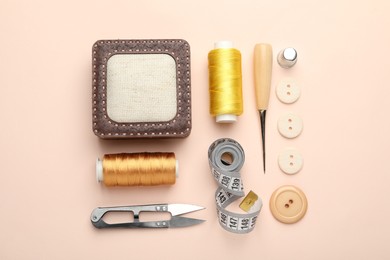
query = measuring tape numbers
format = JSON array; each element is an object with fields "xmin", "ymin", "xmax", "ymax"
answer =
[{"xmin": 208, "ymin": 138, "xmax": 262, "ymax": 234}]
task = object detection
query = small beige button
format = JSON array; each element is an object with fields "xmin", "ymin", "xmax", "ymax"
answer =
[
  {"xmin": 276, "ymin": 78, "xmax": 301, "ymax": 104},
  {"xmin": 277, "ymin": 113, "xmax": 303, "ymax": 138},
  {"xmin": 278, "ymin": 148, "xmax": 303, "ymax": 175},
  {"xmin": 270, "ymin": 185, "xmax": 308, "ymax": 224}
]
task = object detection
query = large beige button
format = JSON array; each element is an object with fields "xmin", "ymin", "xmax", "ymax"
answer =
[{"xmin": 270, "ymin": 185, "xmax": 308, "ymax": 224}]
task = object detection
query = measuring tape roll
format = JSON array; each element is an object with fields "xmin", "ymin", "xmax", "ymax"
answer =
[{"xmin": 208, "ymin": 138, "xmax": 262, "ymax": 234}]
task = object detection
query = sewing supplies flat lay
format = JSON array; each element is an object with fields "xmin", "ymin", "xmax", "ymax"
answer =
[
  {"xmin": 91, "ymin": 204, "xmax": 205, "ymax": 229},
  {"xmin": 96, "ymin": 153, "xmax": 178, "ymax": 186},
  {"xmin": 90, "ymin": 39, "xmax": 308, "ymax": 235},
  {"xmin": 208, "ymin": 138, "xmax": 262, "ymax": 234},
  {"xmin": 208, "ymin": 41, "xmax": 243, "ymax": 123},
  {"xmin": 254, "ymin": 43, "xmax": 273, "ymax": 173},
  {"xmin": 92, "ymin": 39, "xmax": 191, "ymax": 138}
]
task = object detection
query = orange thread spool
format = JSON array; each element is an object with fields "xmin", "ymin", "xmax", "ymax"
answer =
[{"xmin": 96, "ymin": 153, "xmax": 177, "ymax": 186}]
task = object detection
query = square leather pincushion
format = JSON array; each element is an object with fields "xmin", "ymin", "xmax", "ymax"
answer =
[{"xmin": 92, "ymin": 39, "xmax": 191, "ymax": 138}]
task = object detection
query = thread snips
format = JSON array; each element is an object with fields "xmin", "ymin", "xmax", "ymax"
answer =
[{"xmin": 91, "ymin": 203, "xmax": 205, "ymax": 229}]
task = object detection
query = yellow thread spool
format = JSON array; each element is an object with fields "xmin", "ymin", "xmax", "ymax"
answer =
[
  {"xmin": 208, "ymin": 41, "xmax": 243, "ymax": 123},
  {"xmin": 96, "ymin": 153, "xmax": 178, "ymax": 186}
]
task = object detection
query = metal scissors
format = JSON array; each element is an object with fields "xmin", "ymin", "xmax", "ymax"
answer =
[{"xmin": 91, "ymin": 203, "xmax": 205, "ymax": 229}]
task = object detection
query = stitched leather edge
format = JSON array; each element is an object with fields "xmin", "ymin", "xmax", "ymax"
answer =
[{"xmin": 92, "ymin": 39, "xmax": 191, "ymax": 139}]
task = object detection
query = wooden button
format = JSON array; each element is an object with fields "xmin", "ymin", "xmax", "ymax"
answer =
[
  {"xmin": 269, "ymin": 185, "xmax": 308, "ymax": 224},
  {"xmin": 277, "ymin": 113, "xmax": 303, "ymax": 139},
  {"xmin": 278, "ymin": 148, "xmax": 304, "ymax": 175},
  {"xmin": 276, "ymin": 78, "xmax": 301, "ymax": 104}
]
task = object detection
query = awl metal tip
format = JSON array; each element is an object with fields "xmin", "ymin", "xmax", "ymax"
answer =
[{"xmin": 259, "ymin": 110, "xmax": 267, "ymax": 174}]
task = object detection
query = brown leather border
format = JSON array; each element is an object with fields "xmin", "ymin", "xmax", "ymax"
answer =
[{"xmin": 92, "ymin": 39, "xmax": 191, "ymax": 139}]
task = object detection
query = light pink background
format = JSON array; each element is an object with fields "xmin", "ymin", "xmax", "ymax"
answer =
[{"xmin": 1, "ymin": 0, "xmax": 390, "ymax": 259}]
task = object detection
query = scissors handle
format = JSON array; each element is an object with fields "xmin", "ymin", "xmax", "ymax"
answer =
[
  {"xmin": 91, "ymin": 218, "xmax": 170, "ymax": 229},
  {"xmin": 90, "ymin": 204, "xmax": 169, "ymax": 224}
]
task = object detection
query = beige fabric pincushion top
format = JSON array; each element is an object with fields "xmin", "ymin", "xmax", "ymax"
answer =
[{"xmin": 107, "ymin": 54, "xmax": 177, "ymax": 123}]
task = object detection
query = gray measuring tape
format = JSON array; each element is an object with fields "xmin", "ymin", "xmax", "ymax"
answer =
[{"xmin": 208, "ymin": 138, "xmax": 262, "ymax": 234}]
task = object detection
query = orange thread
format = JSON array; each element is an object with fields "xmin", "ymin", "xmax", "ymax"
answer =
[{"xmin": 102, "ymin": 153, "xmax": 176, "ymax": 186}]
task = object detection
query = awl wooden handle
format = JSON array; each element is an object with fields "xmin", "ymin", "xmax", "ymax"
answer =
[{"xmin": 254, "ymin": 44, "xmax": 273, "ymax": 110}]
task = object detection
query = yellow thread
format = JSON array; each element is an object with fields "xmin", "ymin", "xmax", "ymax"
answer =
[
  {"xmin": 102, "ymin": 153, "xmax": 176, "ymax": 186},
  {"xmin": 208, "ymin": 48, "xmax": 243, "ymax": 117}
]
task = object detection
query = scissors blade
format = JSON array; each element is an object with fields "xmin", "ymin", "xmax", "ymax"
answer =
[
  {"xmin": 168, "ymin": 216, "xmax": 205, "ymax": 228},
  {"xmin": 168, "ymin": 204, "xmax": 205, "ymax": 216}
]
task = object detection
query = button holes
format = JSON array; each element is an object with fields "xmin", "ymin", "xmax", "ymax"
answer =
[
  {"xmin": 285, "ymin": 199, "xmax": 294, "ymax": 208},
  {"xmin": 287, "ymin": 84, "xmax": 291, "ymax": 88},
  {"xmin": 288, "ymin": 118, "xmax": 292, "ymax": 122},
  {"xmin": 287, "ymin": 92, "xmax": 291, "ymax": 95},
  {"xmin": 289, "ymin": 162, "xmax": 294, "ymax": 166},
  {"xmin": 289, "ymin": 126, "xmax": 293, "ymax": 130}
]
